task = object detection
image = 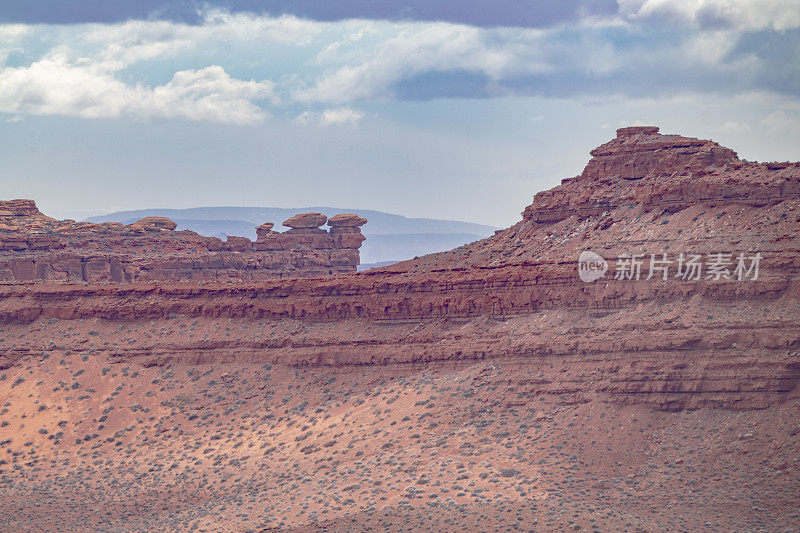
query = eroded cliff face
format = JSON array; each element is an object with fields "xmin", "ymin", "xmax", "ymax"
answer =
[
  {"xmin": 0, "ymin": 205, "xmax": 366, "ymax": 282},
  {"xmin": 2, "ymin": 127, "xmax": 800, "ymax": 533},
  {"xmin": 522, "ymin": 126, "xmax": 798, "ymax": 224},
  {"xmin": 0, "ymin": 127, "xmax": 798, "ymax": 412}
]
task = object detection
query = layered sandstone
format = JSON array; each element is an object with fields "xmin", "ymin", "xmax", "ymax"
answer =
[
  {"xmin": 522, "ymin": 126, "xmax": 798, "ymax": 224},
  {"xmin": 1, "ymin": 127, "xmax": 799, "ymax": 532},
  {"xmin": 0, "ymin": 206, "xmax": 367, "ymax": 282},
  {"xmin": 0, "ymin": 127, "xmax": 797, "ymax": 413}
]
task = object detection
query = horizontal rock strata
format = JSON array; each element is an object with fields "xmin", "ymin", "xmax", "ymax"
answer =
[
  {"xmin": 0, "ymin": 127, "xmax": 798, "ymax": 412},
  {"xmin": 0, "ymin": 207, "xmax": 366, "ymax": 282}
]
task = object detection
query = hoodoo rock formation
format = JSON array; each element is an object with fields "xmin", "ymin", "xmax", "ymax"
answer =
[
  {"xmin": 0, "ymin": 127, "xmax": 798, "ymax": 531},
  {"xmin": 283, "ymin": 212, "xmax": 328, "ymax": 229},
  {"xmin": 0, "ymin": 205, "xmax": 366, "ymax": 282},
  {"xmin": 255, "ymin": 222, "xmax": 275, "ymax": 240}
]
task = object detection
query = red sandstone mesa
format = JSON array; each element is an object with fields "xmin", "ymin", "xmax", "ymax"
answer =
[
  {"xmin": 0, "ymin": 127, "xmax": 799, "ymax": 533},
  {"xmin": 0, "ymin": 126, "xmax": 797, "ymax": 412},
  {"xmin": 0, "ymin": 206, "xmax": 367, "ymax": 282}
]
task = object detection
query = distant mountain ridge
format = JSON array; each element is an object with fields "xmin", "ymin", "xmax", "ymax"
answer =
[
  {"xmin": 86, "ymin": 207, "xmax": 497, "ymax": 235},
  {"xmin": 85, "ymin": 206, "xmax": 498, "ymax": 265}
]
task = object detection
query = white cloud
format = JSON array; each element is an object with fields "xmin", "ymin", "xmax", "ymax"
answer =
[
  {"xmin": 618, "ymin": 0, "xmax": 800, "ymax": 31},
  {"xmin": 0, "ymin": 53, "xmax": 274, "ymax": 124},
  {"xmin": 294, "ymin": 106, "xmax": 364, "ymax": 126},
  {"xmin": 292, "ymin": 111, "xmax": 315, "ymax": 126},
  {"xmin": 0, "ymin": 24, "xmax": 30, "ymax": 66},
  {"xmin": 0, "ymin": 24, "xmax": 29, "ymax": 42},
  {"xmin": 320, "ymin": 106, "xmax": 364, "ymax": 126},
  {"xmin": 762, "ymin": 110, "xmax": 800, "ymax": 135},
  {"xmin": 0, "ymin": 8, "xmax": 797, "ymax": 121},
  {"xmin": 0, "ymin": 12, "xmax": 321, "ymax": 123},
  {"xmin": 79, "ymin": 11, "xmax": 323, "ymax": 70},
  {"xmin": 720, "ymin": 120, "xmax": 750, "ymax": 132},
  {"xmin": 296, "ymin": 23, "xmax": 563, "ymax": 103}
]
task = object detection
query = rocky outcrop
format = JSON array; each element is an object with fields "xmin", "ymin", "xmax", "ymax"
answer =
[
  {"xmin": 326, "ymin": 214, "xmax": 367, "ymax": 255},
  {"xmin": 0, "ymin": 199, "xmax": 41, "ymax": 217},
  {"xmin": 129, "ymin": 216, "xmax": 178, "ymax": 231},
  {"xmin": 283, "ymin": 212, "xmax": 328, "ymax": 229},
  {"xmin": 523, "ymin": 126, "xmax": 799, "ymax": 223},
  {"xmin": 255, "ymin": 222, "xmax": 275, "ymax": 240},
  {"xmin": 0, "ymin": 127, "xmax": 798, "ymax": 412},
  {"xmin": 0, "ymin": 201, "xmax": 367, "ymax": 282},
  {"xmin": 327, "ymin": 214, "xmax": 367, "ymax": 227}
]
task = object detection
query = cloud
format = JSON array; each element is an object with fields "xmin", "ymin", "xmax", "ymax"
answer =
[
  {"xmin": 0, "ymin": 23, "xmax": 29, "ymax": 65},
  {"xmin": 0, "ymin": 0, "xmax": 619, "ymax": 28},
  {"xmin": 0, "ymin": 12, "xmax": 315, "ymax": 124},
  {"xmin": 0, "ymin": 23, "xmax": 28, "ymax": 41},
  {"xmin": 762, "ymin": 110, "xmax": 800, "ymax": 135},
  {"xmin": 0, "ymin": 8, "xmax": 798, "ymax": 122},
  {"xmin": 294, "ymin": 16, "xmax": 798, "ymax": 103},
  {"xmin": 295, "ymin": 22, "xmax": 594, "ymax": 103},
  {"xmin": 320, "ymin": 106, "xmax": 363, "ymax": 126},
  {"xmin": 720, "ymin": 120, "xmax": 750, "ymax": 132},
  {"xmin": 74, "ymin": 10, "xmax": 323, "ymax": 73},
  {"xmin": 0, "ymin": 53, "xmax": 274, "ymax": 124},
  {"xmin": 294, "ymin": 106, "xmax": 364, "ymax": 126},
  {"xmin": 618, "ymin": 0, "xmax": 800, "ymax": 31}
]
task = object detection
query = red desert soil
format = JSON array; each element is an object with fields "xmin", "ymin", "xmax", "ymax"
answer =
[{"xmin": 0, "ymin": 126, "xmax": 799, "ymax": 532}]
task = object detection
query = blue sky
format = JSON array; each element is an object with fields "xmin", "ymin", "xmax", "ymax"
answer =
[{"xmin": 1, "ymin": 1, "xmax": 799, "ymax": 226}]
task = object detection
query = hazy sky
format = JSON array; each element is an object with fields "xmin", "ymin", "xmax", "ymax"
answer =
[{"xmin": 1, "ymin": 1, "xmax": 799, "ymax": 226}]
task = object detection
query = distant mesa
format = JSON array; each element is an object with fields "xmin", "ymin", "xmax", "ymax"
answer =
[
  {"xmin": 283, "ymin": 212, "xmax": 328, "ymax": 229},
  {"xmin": 82, "ymin": 206, "xmax": 498, "ymax": 264}
]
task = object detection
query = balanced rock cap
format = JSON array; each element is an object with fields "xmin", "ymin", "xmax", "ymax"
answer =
[
  {"xmin": 130, "ymin": 216, "xmax": 178, "ymax": 230},
  {"xmin": 255, "ymin": 222, "xmax": 275, "ymax": 240},
  {"xmin": 283, "ymin": 213, "xmax": 328, "ymax": 229},
  {"xmin": 327, "ymin": 214, "xmax": 367, "ymax": 227}
]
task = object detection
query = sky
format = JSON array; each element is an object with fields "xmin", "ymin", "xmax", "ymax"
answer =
[{"xmin": 1, "ymin": 1, "xmax": 799, "ymax": 227}]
